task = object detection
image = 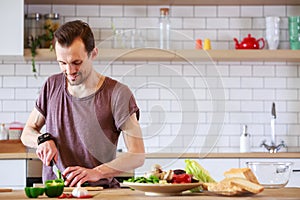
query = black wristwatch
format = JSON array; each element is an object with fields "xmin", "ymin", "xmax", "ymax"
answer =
[{"xmin": 37, "ymin": 133, "xmax": 54, "ymax": 145}]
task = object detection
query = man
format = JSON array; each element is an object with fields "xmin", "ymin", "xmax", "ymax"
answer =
[{"xmin": 21, "ymin": 20, "xmax": 145, "ymax": 188}]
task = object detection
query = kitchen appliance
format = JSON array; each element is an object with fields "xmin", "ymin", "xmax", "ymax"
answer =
[
  {"xmin": 233, "ymin": 34, "xmax": 265, "ymax": 49},
  {"xmin": 26, "ymin": 159, "xmax": 43, "ymax": 187}
]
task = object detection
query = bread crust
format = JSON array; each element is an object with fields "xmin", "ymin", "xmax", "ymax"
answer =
[
  {"xmin": 224, "ymin": 168, "xmax": 259, "ymax": 184},
  {"xmin": 230, "ymin": 177, "xmax": 264, "ymax": 194},
  {"xmin": 204, "ymin": 168, "xmax": 264, "ymax": 195}
]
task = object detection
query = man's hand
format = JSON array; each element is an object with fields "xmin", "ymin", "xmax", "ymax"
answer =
[
  {"xmin": 62, "ymin": 166, "xmax": 102, "ymax": 187},
  {"xmin": 36, "ymin": 140, "xmax": 58, "ymax": 166}
]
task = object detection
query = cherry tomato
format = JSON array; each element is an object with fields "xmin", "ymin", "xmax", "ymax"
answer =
[{"xmin": 172, "ymin": 173, "xmax": 192, "ymax": 183}]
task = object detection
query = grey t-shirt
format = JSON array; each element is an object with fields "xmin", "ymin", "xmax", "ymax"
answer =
[{"xmin": 36, "ymin": 73, "xmax": 139, "ymax": 187}]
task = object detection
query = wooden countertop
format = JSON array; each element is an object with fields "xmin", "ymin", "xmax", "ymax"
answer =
[
  {"xmin": 0, "ymin": 152, "xmax": 300, "ymax": 160},
  {"xmin": 0, "ymin": 188, "xmax": 299, "ymax": 199}
]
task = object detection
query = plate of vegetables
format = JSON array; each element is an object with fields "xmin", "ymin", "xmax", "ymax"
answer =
[
  {"xmin": 123, "ymin": 181, "xmax": 203, "ymax": 196},
  {"xmin": 123, "ymin": 162, "xmax": 210, "ymax": 196}
]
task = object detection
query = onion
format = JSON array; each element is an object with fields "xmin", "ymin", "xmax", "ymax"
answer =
[{"xmin": 72, "ymin": 187, "xmax": 89, "ymax": 198}]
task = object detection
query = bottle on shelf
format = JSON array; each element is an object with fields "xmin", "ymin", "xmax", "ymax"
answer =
[
  {"xmin": 240, "ymin": 125, "xmax": 250, "ymax": 153},
  {"xmin": 0, "ymin": 123, "xmax": 8, "ymax": 140},
  {"xmin": 159, "ymin": 8, "xmax": 171, "ymax": 49}
]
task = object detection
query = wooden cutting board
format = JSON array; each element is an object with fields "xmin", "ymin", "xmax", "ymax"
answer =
[
  {"xmin": 0, "ymin": 188, "xmax": 12, "ymax": 192},
  {"xmin": 64, "ymin": 186, "xmax": 103, "ymax": 192}
]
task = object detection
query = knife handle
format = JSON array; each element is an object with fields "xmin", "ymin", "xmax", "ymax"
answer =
[{"xmin": 50, "ymin": 159, "xmax": 55, "ymax": 166}]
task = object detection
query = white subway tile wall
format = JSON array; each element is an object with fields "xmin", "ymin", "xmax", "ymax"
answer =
[{"xmin": 1, "ymin": 4, "xmax": 300, "ymax": 153}]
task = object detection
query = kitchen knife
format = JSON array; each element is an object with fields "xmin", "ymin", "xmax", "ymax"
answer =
[{"xmin": 50, "ymin": 160, "xmax": 62, "ymax": 179}]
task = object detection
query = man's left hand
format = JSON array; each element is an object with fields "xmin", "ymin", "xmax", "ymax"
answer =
[{"xmin": 62, "ymin": 166, "xmax": 102, "ymax": 187}]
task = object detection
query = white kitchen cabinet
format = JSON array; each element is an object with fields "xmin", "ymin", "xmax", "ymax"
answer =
[
  {"xmin": 240, "ymin": 158, "xmax": 300, "ymax": 188},
  {"xmin": 0, "ymin": 160, "xmax": 26, "ymax": 189},
  {"xmin": 0, "ymin": 0, "xmax": 24, "ymax": 56}
]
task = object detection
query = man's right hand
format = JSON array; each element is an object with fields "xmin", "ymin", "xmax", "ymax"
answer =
[{"xmin": 36, "ymin": 139, "xmax": 58, "ymax": 166}]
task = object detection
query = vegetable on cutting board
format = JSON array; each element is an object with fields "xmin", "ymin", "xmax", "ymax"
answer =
[
  {"xmin": 24, "ymin": 187, "xmax": 44, "ymax": 198},
  {"xmin": 44, "ymin": 179, "xmax": 64, "ymax": 197}
]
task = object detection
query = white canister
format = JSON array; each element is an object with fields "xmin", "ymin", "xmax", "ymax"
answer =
[
  {"xmin": 240, "ymin": 125, "xmax": 250, "ymax": 152},
  {"xmin": 8, "ymin": 122, "xmax": 24, "ymax": 140}
]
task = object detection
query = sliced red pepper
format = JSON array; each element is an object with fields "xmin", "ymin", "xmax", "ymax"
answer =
[
  {"xmin": 58, "ymin": 193, "xmax": 74, "ymax": 198},
  {"xmin": 172, "ymin": 173, "xmax": 192, "ymax": 184}
]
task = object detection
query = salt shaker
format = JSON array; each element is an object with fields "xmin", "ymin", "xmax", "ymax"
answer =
[{"xmin": 240, "ymin": 125, "xmax": 250, "ymax": 152}]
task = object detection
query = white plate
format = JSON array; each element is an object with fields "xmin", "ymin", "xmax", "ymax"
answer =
[{"xmin": 122, "ymin": 182, "xmax": 202, "ymax": 196}]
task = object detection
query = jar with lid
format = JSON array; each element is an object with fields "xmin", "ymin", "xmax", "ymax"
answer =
[
  {"xmin": 159, "ymin": 8, "xmax": 171, "ymax": 49},
  {"xmin": 25, "ymin": 13, "xmax": 43, "ymax": 48},
  {"xmin": 43, "ymin": 13, "xmax": 61, "ymax": 48}
]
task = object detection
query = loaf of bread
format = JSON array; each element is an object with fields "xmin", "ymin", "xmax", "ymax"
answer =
[
  {"xmin": 224, "ymin": 168, "xmax": 259, "ymax": 184},
  {"xmin": 230, "ymin": 177, "xmax": 264, "ymax": 194},
  {"xmin": 204, "ymin": 178, "xmax": 245, "ymax": 196},
  {"xmin": 203, "ymin": 168, "xmax": 264, "ymax": 196}
]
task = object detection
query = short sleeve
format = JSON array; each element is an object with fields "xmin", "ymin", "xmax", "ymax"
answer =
[
  {"xmin": 110, "ymin": 82, "xmax": 139, "ymax": 130},
  {"xmin": 35, "ymin": 79, "xmax": 50, "ymax": 118}
]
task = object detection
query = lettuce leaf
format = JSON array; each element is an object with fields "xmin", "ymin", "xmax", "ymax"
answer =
[{"xmin": 185, "ymin": 159, "xmax": 216, "ymax": 183}]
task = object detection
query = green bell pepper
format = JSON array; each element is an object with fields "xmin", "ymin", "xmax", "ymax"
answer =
[
  {"xmin": 44, "ymin": 179, "xmax": 64, "ymax": 198},
  {"xmin": 24, "ymin": 187, "xmax": 44, "ymax": 198}
]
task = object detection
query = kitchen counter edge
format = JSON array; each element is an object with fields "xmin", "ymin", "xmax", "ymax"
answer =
[{"xmin": 0, "ymin": 152, "xmax": 299, "ymax": 159}]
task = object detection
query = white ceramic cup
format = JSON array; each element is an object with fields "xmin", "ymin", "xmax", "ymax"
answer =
[{"xmin": 265, "ymin": 16, "xmax": 280, "ymax": 50}]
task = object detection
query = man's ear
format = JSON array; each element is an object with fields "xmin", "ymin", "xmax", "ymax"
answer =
[{"xmin": 91, "ymin": 47, "xmax": 98, "ymax": 59}]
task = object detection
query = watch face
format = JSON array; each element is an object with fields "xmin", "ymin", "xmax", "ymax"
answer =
[{"xmin": 38, "ymin": 133, "xmax": 52, "ymax": 145}]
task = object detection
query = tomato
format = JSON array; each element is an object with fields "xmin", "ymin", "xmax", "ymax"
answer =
[{"xmin": 172, "ymin": 173, "xmax": 192, "ymax": 184}]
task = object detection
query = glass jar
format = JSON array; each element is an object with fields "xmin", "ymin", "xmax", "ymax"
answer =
[
  {"xmin": 25, "ymin": 13, "xmax": 43, "ymax": 48},
  {"xmin": 288, "ymin": 16, "xmax": 300, "ymax": 50},
  {"xmin": 43, "ymin": 13, "xmax": 60, "ymax": 48},
  {"xmin": 159, "ymin": 8, "xmax": 170, "ymax": 49}
]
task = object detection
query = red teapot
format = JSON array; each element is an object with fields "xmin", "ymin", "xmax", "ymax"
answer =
[{"xmin": 234, "ymin": 34, "xmax": 265, "ymax": 49}]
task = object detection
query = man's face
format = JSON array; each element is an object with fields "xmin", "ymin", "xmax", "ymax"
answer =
[{"xmin": 55, "ymin": 38, "xmax": 94, "ymax": 86}]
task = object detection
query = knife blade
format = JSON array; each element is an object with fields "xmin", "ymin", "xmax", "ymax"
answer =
[{"xmin": 50, "ymin": 159, "xmax": 61, "ymax": 179}]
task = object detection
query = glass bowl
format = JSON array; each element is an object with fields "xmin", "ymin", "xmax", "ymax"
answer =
[{"xmin": 246, "ymin": 161, "xmax": 293, "ymax": 189}]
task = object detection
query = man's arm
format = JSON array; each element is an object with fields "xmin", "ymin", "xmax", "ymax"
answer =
[
  {"xmin": 63, "ymin": 113, "xmax": 145, "ymax": 186},
  {"xmin": 94, "ymin": 112, "xmax": 145, "ymax": 175},
  {"xmin": 21, "ymin": 107, "xmax": 45, "ymax": 148},
  {"xmin": 21, "ymin": 107, "xmax": 58, "ymax": 166}
]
